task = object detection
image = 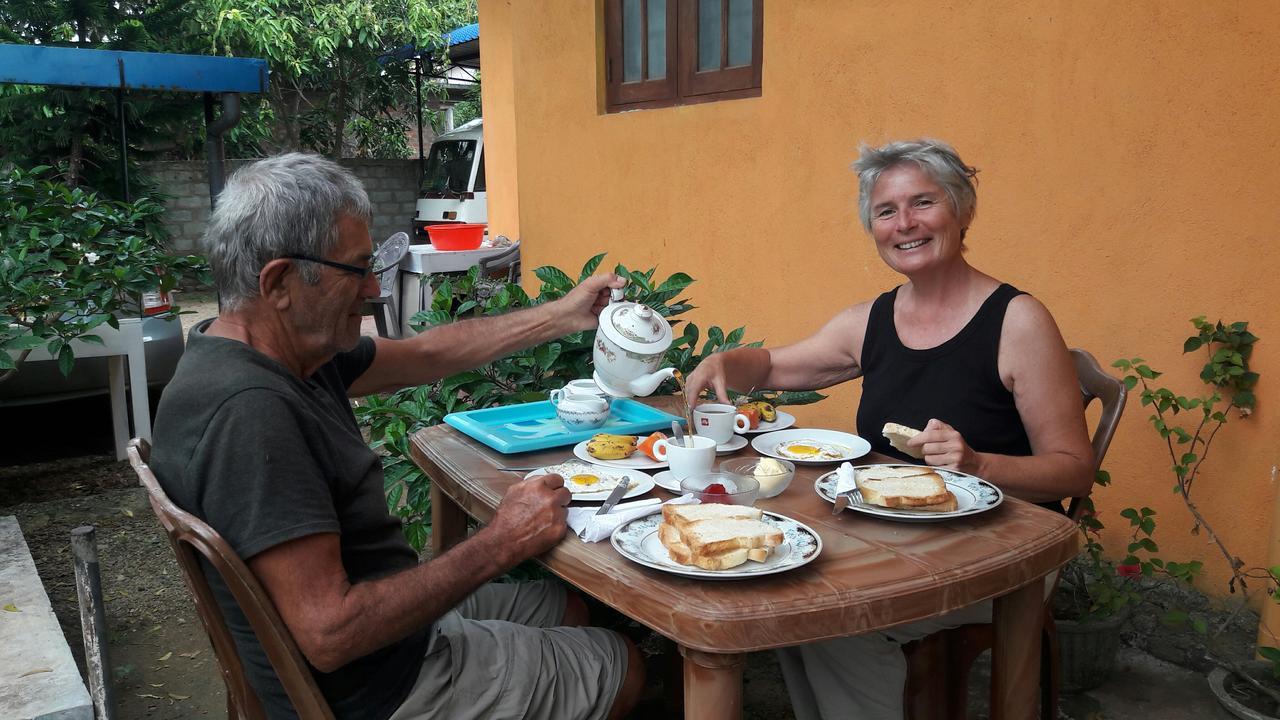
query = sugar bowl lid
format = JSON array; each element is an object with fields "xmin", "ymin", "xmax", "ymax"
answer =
[{"xmin": 598, "ymin": 288, "xmax": 673, "ymax": 354}]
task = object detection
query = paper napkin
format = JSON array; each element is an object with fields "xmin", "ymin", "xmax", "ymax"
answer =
[
  {"xmin": 835, "ymin": 462, "xmax": 857, "ymax": 496},
  {"xmin": 567, "ymin": 494, "xmax": 699, "ymax": 542}
]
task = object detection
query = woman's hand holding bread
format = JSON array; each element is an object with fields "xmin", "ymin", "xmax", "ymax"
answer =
[{"xmin": 913, "ymin": 419, "xmax": 982, "ymax": 476}]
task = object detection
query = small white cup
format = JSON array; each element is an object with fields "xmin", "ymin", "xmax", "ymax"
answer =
[
  {"xmin": 652, "ymin": 434, "xmax": 718, "ymax": 480},
  {"xmin": 551, "ymin": 379, "xmax": 614, "ymax": 408},
  {"xmin": 552, "ymin": 392, "xmax": 610, "ymax": 429},
  {"xmin": 692, "ymin": 403, "xmax": 750, "ymax": 444}
]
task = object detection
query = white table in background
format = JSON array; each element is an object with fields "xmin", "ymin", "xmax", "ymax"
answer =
[
  {"xmin": 378, "ymin": 241, "xmax": 520, "ymax": 338},
  {"xmin": 8, "ymin": 318, "xmax": 150, "ymax": 460}
]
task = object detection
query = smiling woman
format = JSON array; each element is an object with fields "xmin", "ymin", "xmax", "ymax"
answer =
[{"xmin": 683, "ymin": 137, "xmax": 1094, "ymax": 719}]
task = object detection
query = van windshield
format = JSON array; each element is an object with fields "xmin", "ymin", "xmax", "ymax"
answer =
[{"xmin": 422, "ymin": 139, "xmax": 477, "ymax": 195}]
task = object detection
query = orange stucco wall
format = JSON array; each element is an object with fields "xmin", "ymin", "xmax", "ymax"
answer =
[
  {"xmin": 475, "ymin": 0, "xmax": 520, "ymax": 239},
  {"xmin": 479, "ymin": 0, "xmax": 1280, "ymax": 605}
]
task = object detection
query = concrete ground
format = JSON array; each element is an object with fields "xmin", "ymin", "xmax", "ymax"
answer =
[{"xmin": 960, "ymin": 646, "xmax": 1237, "ymax": 720}]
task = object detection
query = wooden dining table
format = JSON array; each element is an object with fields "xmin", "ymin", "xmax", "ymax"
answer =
[{"xmin": 408, "ymin": 401, "xmax": 1077, "ymax": 720}]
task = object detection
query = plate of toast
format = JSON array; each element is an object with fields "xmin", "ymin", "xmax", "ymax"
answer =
[
  {"xmin": 610, "ymin": 503, "xmax": 822, "ymax": 579},
  {"xmin": 814, "ymin": 464, "xmax": 1003, "ymax": 522}
]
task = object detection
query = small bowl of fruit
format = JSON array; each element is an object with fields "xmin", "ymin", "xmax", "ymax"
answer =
[
  {"xmin": 679, "ymin": 471, "xmax": 759, "ymax": 506},
  {"xmin": 719, "ymin": 457, "xmax": 795, "ymax": 498}
]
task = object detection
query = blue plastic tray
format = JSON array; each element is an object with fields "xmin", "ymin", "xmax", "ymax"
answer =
[{"xmin": 444, "ymin": 399, "xmax": 684, "ymax": 454}]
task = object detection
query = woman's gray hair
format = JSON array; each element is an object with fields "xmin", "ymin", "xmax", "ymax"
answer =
[
  {"xmin": 202, "ymin": 153, "xmax": 372, "ymax": 311},
  {"xmin": 853, "ymin": 139, "xmax": 979, "ymax": 235}
]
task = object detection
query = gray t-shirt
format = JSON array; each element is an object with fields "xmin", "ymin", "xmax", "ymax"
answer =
[{"xmin": 151, "ymin": 320, "xmax": 427, "ymax": 719}]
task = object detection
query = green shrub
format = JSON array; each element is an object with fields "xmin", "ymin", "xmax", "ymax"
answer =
[
  {"xmin": 0, "ymin": 164, "xmax": 210, "ymax": 380},
  {"xmin": 355, "ymin": 253, "xmax": 823, "ymax": 552}
]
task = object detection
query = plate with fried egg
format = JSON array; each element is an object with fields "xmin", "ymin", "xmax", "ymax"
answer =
[
  {"xmin": 751, "ymin": 429, "xmax": 871, "ymax": 464},
  {"xmin": 524, "ymin": 461, "xmax": 655, "ymax": 501}
]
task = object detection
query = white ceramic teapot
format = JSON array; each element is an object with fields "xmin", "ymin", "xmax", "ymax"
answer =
[{"xmin": 592, "ymin": 287, "xmax": 676, "ymax": 397}]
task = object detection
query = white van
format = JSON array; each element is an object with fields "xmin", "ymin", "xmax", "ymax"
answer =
[{"xmin": 412, "ymin": 118, "xmax": 486, "ymax": 241}]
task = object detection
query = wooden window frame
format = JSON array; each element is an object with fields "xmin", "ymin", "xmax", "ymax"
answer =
[{"xmin": 605, "ymin": 0, "xmax": 762, "ymax": 112}]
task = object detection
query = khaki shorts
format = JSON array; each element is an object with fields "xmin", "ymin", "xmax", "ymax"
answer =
[{"xmin": 388, "ymin": 580, "xmax": 628, "ymax": 720}]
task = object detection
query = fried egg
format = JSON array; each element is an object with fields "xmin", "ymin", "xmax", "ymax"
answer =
[
  {"xmin": 542, "ymin": 462, "xmax": 633, "ymax": 494},
  {"xmin": 775, "ymin": 440, "xmax": 850, "ymax": 460}
]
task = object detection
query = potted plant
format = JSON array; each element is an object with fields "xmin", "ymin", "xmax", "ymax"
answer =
[
  {"xmin": 1053, "ymin": 469, "xmax": 1201, "ymax": 692},
  {"xmin": 1115, "ymin": 318, "xmax": 1280, "ymax": 718}
]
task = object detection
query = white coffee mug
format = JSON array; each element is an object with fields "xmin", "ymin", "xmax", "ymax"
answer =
[
  {"xmin": 550, "ymin": 379, "xmax": 614, "ymax": 407},
  {"xmin": 692, "ymin": 403, "xmax": 750, "ymax": 444},
  {"xmin": 652, "ymin": 434, "xmax": 718, "ymax": 480}
]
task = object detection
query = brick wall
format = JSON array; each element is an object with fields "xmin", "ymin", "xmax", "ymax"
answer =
[{"xmin": 141, "ymin": 159, "xmax": 421, "ymax": 255}]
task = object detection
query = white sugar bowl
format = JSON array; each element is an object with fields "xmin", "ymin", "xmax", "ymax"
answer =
[{"xmin": 552, "ymin": 392, "xmax": 610, "ymax": 430}]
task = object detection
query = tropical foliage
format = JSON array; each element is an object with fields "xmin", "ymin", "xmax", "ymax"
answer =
[
  {"xmin": 355, "ymin": 254, "xmax": 824, "ymax": 551},
  {"xmin": 0, "ymin": 165, "xmax": 210, "ymax": 382},
  {"xmin": 0, "ymin": 0, "xmax": 477, "ymax": 198}
]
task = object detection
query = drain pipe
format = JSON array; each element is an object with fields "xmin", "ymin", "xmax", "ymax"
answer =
[{"xmin": 204, "ymin": 91, "xmax": 242, "ymax": 209}]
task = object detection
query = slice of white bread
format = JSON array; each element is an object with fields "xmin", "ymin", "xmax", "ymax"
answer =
[
  {"xmin": 657, "ymin": 503, "xmax": 780, "ymax": 570},
  {"xmin": 659, "ymin": 528, "xmax": 773, "ymax": 570},
  {"xmin": 680, "ymin": 517, "xmax": 784, "ymax": 557},
  {"xmin": 882, "ymin": 422, "xmax": 925, "ymax": 459},
  {"xmin": 908, "ymin": 492, "xmax": 959, "ymax": 513},
  {"xmin": 663, "ymin": 540, "xmax": 770, "ymax": 570},
  {"xmin": 661, "ymin": 503, "xmax": 762, "ymax": 533},
  {"xmin": 855, "ymin": 466, "xmax": 952, "ymax": 508}
]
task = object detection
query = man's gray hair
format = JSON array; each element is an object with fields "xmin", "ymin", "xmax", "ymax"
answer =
[
  {"xmin": 202, "ymin": 153, "xmax": 372, "ymax": 311},
  {"xmin": 853, "ymin": 139, "xmax": 979, "ymax": 235}
]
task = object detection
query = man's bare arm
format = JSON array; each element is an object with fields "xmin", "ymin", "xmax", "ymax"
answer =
[
  {"xmin": 348, "ymin": 274, "xmax": 623, "ymax": 396},
  {"xmin": 248, "ymin": 475, "xmax": 570, "ymax": 672}
]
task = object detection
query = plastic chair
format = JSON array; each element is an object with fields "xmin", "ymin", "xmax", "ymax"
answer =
[
  {"xmin": 127, "ymin": 438, "xmax": 335, "ymax": 720},
  {"xmin": 477, "ymin": 241, "xmax": 521, "ymax": 284},
  {"xmin": 903, "ymin": 348, "xmax": 1127, "ymax": 720}
]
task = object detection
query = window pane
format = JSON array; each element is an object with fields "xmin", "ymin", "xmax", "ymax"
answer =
[
  {"xmin": 422, "ymin": 140, "xmax": 477, "ymax": 194},
  {"xmin": 623, "ymin": 0, "xmax": 642, "ymax": 82},
  {"xmin": 698, "ymin": 0, "xmax": 722, "ymax": 71},
  {"xmin": 646, "ymin": 0, "xmax": 666, "ymax": 79},
  {"xmin": 727, "ymin": 0, "xmax": 752, "ymax": 67}
]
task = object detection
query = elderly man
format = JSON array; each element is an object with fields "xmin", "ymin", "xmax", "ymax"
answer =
[{"xmin": 151, "ymin": 154, "xmax": 644, "ymax": 720}]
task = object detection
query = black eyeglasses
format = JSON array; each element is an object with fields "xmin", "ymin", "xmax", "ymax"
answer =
[{"xmin": 282, "ymin": 253, "xmax": 380, "ymax": 278}]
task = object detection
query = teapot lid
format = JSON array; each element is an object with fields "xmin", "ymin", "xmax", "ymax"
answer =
[{"xmin": 598, "ymin": 289, "xmax": 673, "ymax": 354}]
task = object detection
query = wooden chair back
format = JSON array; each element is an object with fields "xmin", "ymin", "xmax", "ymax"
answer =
[
  {"xmin": 1064, "ymin": 347, "xmax": 1128, "ymax": 520},
  {"xmin": 127, "ymin": 439, "xmax": 335, "ymax": 720}
]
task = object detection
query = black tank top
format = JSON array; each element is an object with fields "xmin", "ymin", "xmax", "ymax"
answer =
[{"xmin": 856, "ymin": 283, "xmax": 1033, "ymax": 463}]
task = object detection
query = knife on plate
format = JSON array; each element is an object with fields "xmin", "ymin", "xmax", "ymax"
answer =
[
  {"xmin": 595, "ymin": 481, "xmax": 630, "ymax": 516},
  {"xmin": 831, "ymin": 492, "xmax": 851, "ymax": 515}
]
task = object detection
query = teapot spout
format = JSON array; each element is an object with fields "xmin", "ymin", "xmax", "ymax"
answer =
[{"xmin": 626, "ymin": 367, "xmax": 677, "ymax": 397}]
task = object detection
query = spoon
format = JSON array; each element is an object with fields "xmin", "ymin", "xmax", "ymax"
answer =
[{"xmin": 672, "ymin": 420, "xmax": 687, "ymax": 448}]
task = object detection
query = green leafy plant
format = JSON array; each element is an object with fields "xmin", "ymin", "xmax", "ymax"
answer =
[
  {"xmin": 1057, "ymin": 469, "xmax": 1202, "ymax": 624},
  {"xmin": 355, "ymin": 254, "xmax": 824, "ymax": 552},
  {"xmin": 1115, "ymin": 318, "xmax": 1278, "ymax": 703},
  {"xmin": 0, "ymin": 164, "xmax": 210, "ymax": 382}
]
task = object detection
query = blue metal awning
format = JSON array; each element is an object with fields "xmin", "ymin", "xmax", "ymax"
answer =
[
  {"xmin": 443, "ymin": 23, "xmax": 479, "ymax": 47},
  {"xmin": 0, "ymin": 44, "xmax": 268, "ymax": 93}
]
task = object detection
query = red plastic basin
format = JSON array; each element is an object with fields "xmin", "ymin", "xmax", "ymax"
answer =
[{"xmin": 426, "ymin": 223, "xmax": 486, "ymax": 251}]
